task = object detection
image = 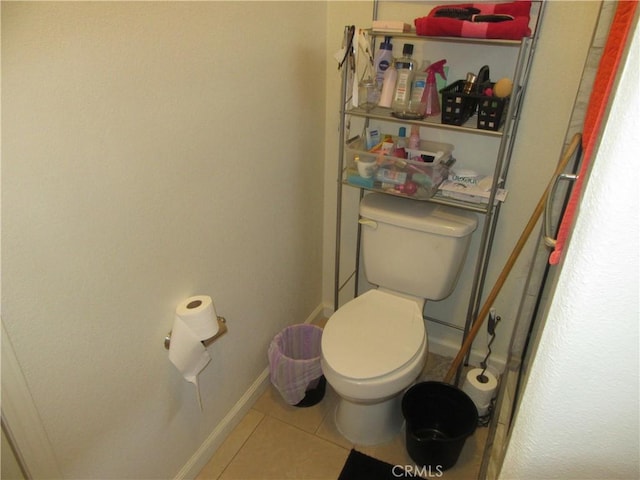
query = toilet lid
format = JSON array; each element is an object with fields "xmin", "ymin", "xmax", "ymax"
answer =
[{"xmin": 322, "ymin": 290, "xmax": 425, "ymax": 380}]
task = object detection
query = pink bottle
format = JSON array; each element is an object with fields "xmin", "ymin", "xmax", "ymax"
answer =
[{"xmin": 421, "ymin": 59, "xmax": 447, "ymax": 117}]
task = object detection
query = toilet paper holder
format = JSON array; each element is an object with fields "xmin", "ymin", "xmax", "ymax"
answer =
[{"xmin": 164, "ymin": 316, "xmax": 227, "ymax": 350}]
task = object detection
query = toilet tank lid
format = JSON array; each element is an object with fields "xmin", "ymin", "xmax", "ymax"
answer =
[{"xmin": 360, "ymin": 193, "xmax": 478, "ymax": 237}]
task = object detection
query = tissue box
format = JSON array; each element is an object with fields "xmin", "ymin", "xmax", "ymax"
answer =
[{"xmin": 372, "ymin": 20, "xmax": 412, "ymax": 33}]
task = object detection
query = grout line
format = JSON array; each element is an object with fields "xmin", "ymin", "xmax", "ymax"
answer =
[
  {"xmin": 215, "ymin": 411, "xmax": 267, "ymax": 480},
  {"xmin": 258, "ymin": 394, "xmax": 353, "ymax": 453},
  {"xmin": 313, "ymin": 401, "xmax": 332, "ymax": 435}
]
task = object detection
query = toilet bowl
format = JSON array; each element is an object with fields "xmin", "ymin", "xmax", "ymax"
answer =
[
  {"xmin": 321, "ymin": 289, "xmax": 427, "ymax": 445},
  {"xmin": 322, "ymin": 193, "xmax": 478, "ymax": 445}
]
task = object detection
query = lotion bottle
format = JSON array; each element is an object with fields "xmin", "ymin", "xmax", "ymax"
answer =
[
  {"xmin": 373, "ymin": 36, "xmax": 393, "ymax": 91},
  {"xmin": 378, "ymin": 63, "xmax": 397, "ymax": 108}
]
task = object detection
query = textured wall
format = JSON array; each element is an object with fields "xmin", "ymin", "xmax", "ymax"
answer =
[
  {"xmin": 500, "ymin": 15, "xmax": 639, "ymax": 479},
  {"xmin": 2, "ymin": 2, "xmax": 326, "ymax": 477}
]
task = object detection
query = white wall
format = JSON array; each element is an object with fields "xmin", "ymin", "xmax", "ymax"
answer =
[
  {"xmin": 323, "ymin": 1, "xmax": 601, "ymax": 367},
  {"xmin": 3, "ymin": 1, "xmax": 630, "ymax": 478},
  {"xmin": 500, "ymin": 15, "xmax": 639, "ymax": 479},
  {"xmin": 479, "ymin": 0, "xmax": 600, "ymax": 364},
  {"xmin": 1, "ymin": 2, "xmax": 326, "ymax": 478},
  {"xmin": 322, "ymin": 2, "xmax": 373, "ymax": 312}
]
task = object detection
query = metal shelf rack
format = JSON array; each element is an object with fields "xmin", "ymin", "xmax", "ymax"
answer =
[{"xmin": 333, "ymin": 2, "xmax": 545, "ymax": 383}]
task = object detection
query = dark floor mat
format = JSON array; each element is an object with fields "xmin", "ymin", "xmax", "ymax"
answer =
[{"xmin": 338, "ymin": 449, "xmax": 417, "ymax": 480}]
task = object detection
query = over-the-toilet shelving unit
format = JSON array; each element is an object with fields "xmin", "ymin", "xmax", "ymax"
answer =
[{"xmin": 333, "ymin": 1, "xmax": 546, "ymax": 382}]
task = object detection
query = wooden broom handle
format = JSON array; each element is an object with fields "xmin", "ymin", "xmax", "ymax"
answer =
[{"xmin": 443, "ymin": 133, "xmax": 582, "ymax": 384}]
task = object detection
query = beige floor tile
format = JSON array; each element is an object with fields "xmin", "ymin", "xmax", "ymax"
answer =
[
  {"xmin": 356, "ymin": 429, "xmax": 413, "ymax": 468},
  {"xmin": 315, "ymin": 400, "xmax": 353, "ymax": 450},
  {"xmin": 219, "ymin": 415, "xmax": 349, "ymax": 480},
  {"xmin": 196, "ymin": 409, "xmax": 264, "ymax": 480},
  {"xmin": 420, "ymin": 352, "xmax": 454, "ymax": 382},
  {"xmin": 200, "ymin": 348, "xmax": 489, "ymax": 480},
  {"xmin": 252, "ymin": 383, "xmax": 338, "ymax": 435}
]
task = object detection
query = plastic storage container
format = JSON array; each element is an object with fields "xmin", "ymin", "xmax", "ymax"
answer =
[
  {"xmin": 402, "ymin": 382, "xmax": 478, "ymax": 470},
  {"xmin": 441, "ymin": 80, "xmax": 509, "ymax": 131},
  {"xmin": 440, "ymin": 80, "xmax": 480, "ymax": 127},
  {"xmin": 344, "ymin": 136, "xmax": 454, "ymax": 200},
  {"xmin": 477, "ymin": 93, "xmax": 509, "ymax": 131}
]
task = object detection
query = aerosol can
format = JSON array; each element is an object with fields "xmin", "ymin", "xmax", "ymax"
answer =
[{"xmin": 421, "ymin": 59, "xmax": 447, "ymax": 117}]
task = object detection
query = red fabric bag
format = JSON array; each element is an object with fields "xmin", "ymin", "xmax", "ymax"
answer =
[{"xmin": 414, "ymin": 1, "xmax": 532, "ymax": 40}]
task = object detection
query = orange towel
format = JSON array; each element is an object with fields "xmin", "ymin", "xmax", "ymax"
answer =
[{"xmin": 549, "ymin": 1, "xmax": 638, "ymax": 265}]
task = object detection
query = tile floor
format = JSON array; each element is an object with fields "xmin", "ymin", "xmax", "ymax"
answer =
[{"xmin": 196, "ymin": 351, "xmax": 488, "ymax": 480}]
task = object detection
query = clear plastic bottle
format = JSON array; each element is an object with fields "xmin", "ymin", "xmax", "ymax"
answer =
[
  {"xmin": 393, "ymin": 126, "xmax": 408, "ymax": 158},
  {"xmin": 391, "ymin": 44, "xmax": 415, "ymax": 115},
  {"xmin": 408, "ymin": 125, "xmax": 420, "ymax": 150},
  {"xmin": 397, "ymin": 127, "xmax": 407, "ymax": 147},
  {"xmin": 408, "ymin": 61, "xmax": 430, "ymax": 117}
]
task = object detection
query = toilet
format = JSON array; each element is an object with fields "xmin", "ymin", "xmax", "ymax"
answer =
[{"xmin": 321, "ymin": 193, "xmax": 478, "ymax": 445}]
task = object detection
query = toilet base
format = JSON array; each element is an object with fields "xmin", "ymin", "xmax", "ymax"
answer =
[{"xmin": 334, "ymin": 394, "xmax": 404, "ymax": 445}]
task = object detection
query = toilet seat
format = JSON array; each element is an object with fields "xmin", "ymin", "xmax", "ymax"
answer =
[{"xmin": 322, "ymin": 290, "xmax": 425, "ymax": 381}]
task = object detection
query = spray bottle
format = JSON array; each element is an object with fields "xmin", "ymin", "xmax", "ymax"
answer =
[{"xmin": 421, "ymin": 59, "xmax": 447, "ymax": 117}]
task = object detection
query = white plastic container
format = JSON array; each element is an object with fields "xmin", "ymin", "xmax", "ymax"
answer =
[
  {"xmin": 378, "ymin": 64, "xmax": 397, "ymax": 108},
  {"xmin": 374, "ymin": 36, "xmax": 394, "ymax": 91}
]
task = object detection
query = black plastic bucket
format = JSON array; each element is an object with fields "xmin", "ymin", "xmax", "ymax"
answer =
[{"xmin": 401, "ymin": 381, "xmax": 478, "ymax": 471}]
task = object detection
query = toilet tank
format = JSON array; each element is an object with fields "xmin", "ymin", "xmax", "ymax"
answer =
[{"xmin": 359, "ymin": 193, "xmax": 478, "ymax": 301}]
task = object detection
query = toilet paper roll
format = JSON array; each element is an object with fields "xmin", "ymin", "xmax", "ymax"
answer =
[
  {"xmin": 175, "ymin": 295, "xmax": 219, "ymax": 339},
  {"xmin": 168, "ymin": 295, "xmax": 219, "ymax": 409},
  {"xmin": 462, "ymin": 368, "xmax": 498, "ymax": 416}
]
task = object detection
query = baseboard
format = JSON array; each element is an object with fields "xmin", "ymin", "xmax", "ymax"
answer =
[
  {"xmin": 428, "ymin": 336, "xmax": 506, "ymax": 374},
  {"xmin": 175, "ymin": 367, "xmax": 270, "ymax": 480},
  {"xmin": 321, "ymin": 302, "xmax": 334, "ymax": 319},
  {"xmin": 305, "ymin": 302, "xmax": 327, "ymax": 325},
  {"xmin": 175, "ymin": 302, "xmax": 326, "ymax": 479}
]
